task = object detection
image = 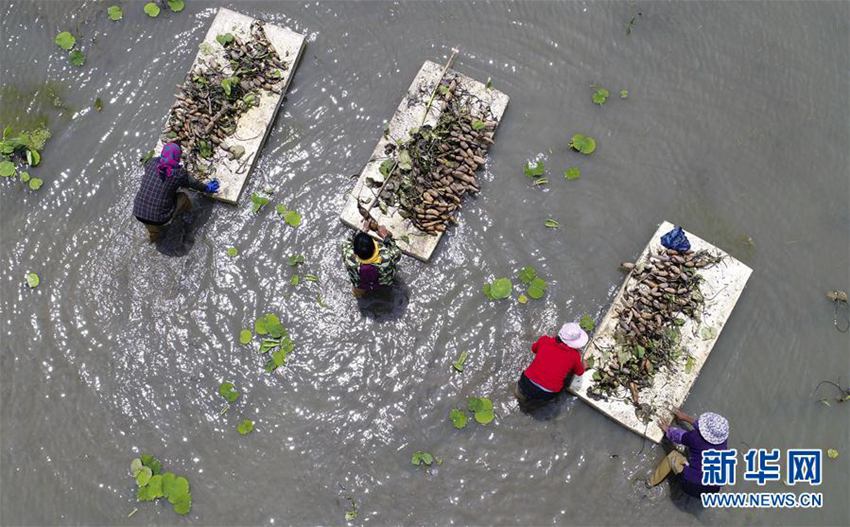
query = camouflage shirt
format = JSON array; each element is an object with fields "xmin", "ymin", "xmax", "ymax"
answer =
[{"xmin": 342, "ymin": 235, "xmax": 402, "ymax": 289}]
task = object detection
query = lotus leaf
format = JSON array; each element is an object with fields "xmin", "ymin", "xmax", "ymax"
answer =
[
  {"xmin": 25, "ymin": 272, "xmax": 39, "ymax": 288},
  {"xmin": 140, "ymin": 454, "xmax": 161, "ymax": 475},
  {"xmin": 569, "ymin": 134, "xmax": 597, "ymax": 155},
  {"xmin": 107, "ymin": 6, "xmax": 123, "ymax": 21},
  {"xmin": 172, "ymin": 494, "xmax": 191, "ymax": 515},
  {"xmin": 237, "ymin": 419, "xmax": 254, "ymax": 435},
  {"xmin": 167, "ymin": 0, "xmax": 185, "ymax": 12},
  {"xmin": 527, "ymin": 277, "xmax": 547, "ymax": 299},
  {"xmin": 0, "ymin": 161, "xmax": 15, "ymax": 177},
  {"xmin": 55, "ymin": 32, "xmax": 75, "ymax": 50},
  {"xmin": 130, "ymin": 458, "xmax": 143, "ymax": 476},
  {"xmin": 592, "ymin": 87, "xmax": 609, "ymax": 105},
  {"xmin": 524, "ymin": 161, "xmax": 545, "ymax": 178},
  {"xmin": 564, "ymin": 167, "xmax": 581, "ymax": 180},
  {"xmin": 411, "ymin": 451, "xmax": 434, "ymax": 466},
  {"xmin": 218, "ymin": 382, "xmax": 239, "ymax": 403},
  {"xmin": 488, "ymin": 277, "xmax": 512, "ymax": 299},
  {"xmin": 135, "ymin": 466, "xmax": 152, "ymax": 487},
  {"xmin": 28, "ymin": 177, "xmax": 43, "ymax": 190},
  {"xmin": 250, "ymin": 193, "xmax": 270, "ymax": 213},
  {"xmin": 449, "ymin": 408, "xmax": 467, "ymax": 429},
  {"xmin": 579, "ymin": 314, "xmax": 595, "ymax": 331},
  {"xmin": 226, "ymin": 247, "xmax": 238, "ymax": 257},
  {"xmin": 143, "ymin": 2, "xmax": 160, "ymax": 17},
  {"xmin": 69, "ymin": 50, "xmax": 86, "ymax": 67},
  {"xmin": 239, "ymin": 329, "xmax": 252, "ymax": 344},
  {"xmin": 518, "ymin": 266, "xmax": 537, "ymax": 285}
]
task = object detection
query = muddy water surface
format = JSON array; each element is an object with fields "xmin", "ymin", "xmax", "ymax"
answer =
[{"xmin": 1, "ymin": 1, "xmax": 848, "ymax": 525}]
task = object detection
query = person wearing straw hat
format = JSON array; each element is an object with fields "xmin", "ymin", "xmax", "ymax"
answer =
[
  {"xmin": 515, "ymin": 322, "xmax": 589, "ymax": 411},
  {"xmin": 649, "ymin": 408, "xmax": 730, "ymax": 498}
]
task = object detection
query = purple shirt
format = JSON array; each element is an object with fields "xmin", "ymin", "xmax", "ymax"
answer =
[
  {"xmin": 358, "ymin": 264, "xmax": 380, "ymax": 291},
  {"xmin": 667, "ymin": 423, "xmax": 726, "ymax": 496}
]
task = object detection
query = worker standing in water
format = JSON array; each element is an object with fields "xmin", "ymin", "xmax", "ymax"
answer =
[
  {"xmin": 515, "ymin": 322, "xmax": 589, "ymax": 411},
  {"xmin": 133, "ymin": 142, "xmax": 220, "ymax": 242},
  {"xmin": 342, "ymin": 220, "xmax": 402, "ymax": 297}
]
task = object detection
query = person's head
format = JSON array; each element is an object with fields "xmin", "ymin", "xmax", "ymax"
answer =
[
  {"xmin": 696, "ymin": 412, "xmax": 729, "ymax": 445},
  {"xmin": 158, "ymin": 142, "xmax": 182, "ymax": 178},
  {"xmin": 353, "ymin": 232, "xmax": 377, "ymax": 259},
  {"xmin": 557, "ymin": 322, "xmax": 589, "ymax": 349}
]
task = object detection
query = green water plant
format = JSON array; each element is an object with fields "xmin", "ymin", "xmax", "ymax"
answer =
[
  {"xmin": 218, "ymin": 382, "xmax": 239, "ymax": 403},
  {"xmin": 579, "ymin": 314, "xmax": 595, "ymax": 332},
  {"xmin": 592, "ymin": 87, "xmax": 609, "ymax": 106},
  {"xmin": 620, "ymin": 89, "xmax": 629, "ymax": 99},
  {"xmin": 54, "ymin": 31, "xmax": 75, "ymax": 50},
  {"xmin": 451, "ymin": 351, "xmax": 468, "ymax": 372},
  {"xmin": 254, "ymin": 313, "xmax": 294, "ymax": 373},
  {"xmin": 524, "ymin": 160, "xmax": 545, "ymax": 178},
  {"xmin": 130, "ymin": 454, "xmax": 191, "ymax": 516},
  {"xmin": 226, "ymin": 247, "xmax": 238, "ymax": 257},
  {"xmin": 544, "ymin": 218, "xmax": 560, "ymax": 229},
  {"xmin": 564, "ymin": 166, "xmax": 581, "ymax": 180},
  {"xmin": 411, "ymin": 451, "xmax": 439, "ymax": 467},
  {"xmin": 275, "ymin": 204, "xmax": 302, "ymax": 227},
  {"xmin": 143, "ymin": 2, "xmax": 160, "ymax": 17},
  {"xmin": 1, "ymin": 125, "xmax": 50, "ymax": 167},
  {"xmin": 569, "ymin": 133, "xmax": 596, "ymax": 155},
  {"xmin": 518, "ymin": 266, "xmax": 547, "ymax": 300},
  {"xmin": 25, "ymin": 272, "xmax": 40, "ymax": 288},
  {"xmin": 0, "ymin": 160, "xmax": 14, "ymax": 177},
  {"xmin": 468, "ymin": 396, "xmax": 495, "ymax": 424},
  {"xmin": 69, "ymin": 50, "xmax": 86, "ymax": 67},
  {"xmin": 482, "ymin": 277, "xmax": 512, "ymax": 300},
  {"xmin": 250, "ymin": 192, "xmax": 270, "ymax": 213},
  {"xmin": 827, "ymin": 448, "xmax": 839, "ymax": 459},
  {"xmin": 216, "ymin": 33, "xmax": 235, "ymax": 46},
  {"xmin": 449, "ymin": 408, "xmax": 468, "ymax": 429},
  {"xmin": 239, "ymin": 329, "xmax": 252, "ymax": 345},
  {"xmin": 288, "ymin": 254, "xmax": 305, "ymax": 267},
  {"xmin": 107, "ymin": 5, "xmax": 123, "ymax": 20},
  {"xmin": 167, "ymin": 0, "xmax": 185, "ymax": 12},
  {"xmin": 94, "ymin": 97, "xmax": 103, "ymax": 111},
  {"xmin": 237, "ymin": 419, "xmax": 254, "ymax": 435},
  {"xmin": 471, "ymin": 119, "xmax": 486, "ymax": 131}
]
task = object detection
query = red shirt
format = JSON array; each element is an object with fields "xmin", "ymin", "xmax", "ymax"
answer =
[{"xmin": 523, "ymin": 335, "xmax": 585, "ymax": 392}]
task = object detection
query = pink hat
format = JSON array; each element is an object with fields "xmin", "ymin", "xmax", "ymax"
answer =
[{"xmin": 558, "ymin": 322, "xmax": 589, "ymax": 349}]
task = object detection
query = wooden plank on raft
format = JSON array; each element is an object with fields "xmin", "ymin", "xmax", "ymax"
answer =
[
  {"xmin": 339, "ymin": 60, "xmax": 509, "ymax": 262},
  {"xmin": 568, "ymin": 221, "xmax": 753, "ymax": 443},
  {"xmin": 155, "ymin": 8, "xmax": 306, "ymax": 204}
]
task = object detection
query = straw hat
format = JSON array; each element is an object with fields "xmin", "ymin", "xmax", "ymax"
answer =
[{"xmin": 558, "ymin": 322, "xmax": 589, "ymax": 349}]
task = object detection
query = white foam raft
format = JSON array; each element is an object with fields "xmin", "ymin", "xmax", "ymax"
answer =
[
  {"xmin": 339, "ymin": 60, "xmax": 509, "ymax": 262},
  {"xmin": 156, "ymin": 8, "xmax": 305, "ymax": 204},
  {"xmin": 568, "ymin": 221, "xmax": 753, "ymax": 443}
]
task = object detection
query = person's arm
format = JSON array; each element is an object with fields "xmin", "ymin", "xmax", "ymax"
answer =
[
  {"xmin": 531, "ymin": 336, "xmax": 545, "ymax": 354},
  {"xmin": 378, "ymin": 227, "xmax": 402, "ymax": 265},
  {"xmin": 672, "ymin": 407, "xmax": 697, "ymax": 426},
  {"xmin": 177, "ymin": 168, "xmax": 213, "ymax": 193},
  {"xmin": 659, "ymin": 419, "xmax": 688, "ymax": 445},
  {"xmin": 572, "ymin": 353, "xmax": 586, "ymax": 376},
  {"xmin": 341, "ymin": 240, "xmax": 360, "ymax": 287}
]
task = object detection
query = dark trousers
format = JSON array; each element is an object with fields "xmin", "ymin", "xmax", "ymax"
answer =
[{"xmin": 515, "ymin": 373, "xmax": 557, "ymax": 411}]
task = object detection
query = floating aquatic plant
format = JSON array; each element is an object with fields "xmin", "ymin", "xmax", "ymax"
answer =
[
  {"xmin": 254, "ymin": 313, "xmax": 294, "ymax": 373},
  {"xmin": 218, "ymin": 382, "xmax": 240, "ymax": 403},
  {"xmin": 0, "ymin": 161, "xmax": 14, "ymax": 177},
  {"xmin": 94, "ymin": 97, "xmax": 103, "ymax": 112},
  {"xmin": 579, "ymin": 314, "xmax": 595, "ymax": 332},
  {"xmin": 468, "ymin": 396, "xmax": 495, "ymax": 424},
  {"xmin": 167, "ymin": 0, "xmax": 185, "ymax": 12},
  {"xmin": 524, "ymin": 160, "xmax": 545, "ymax": 178},
  {"xmin": 449, "ymin": 408, "xmax": 468, "ymax": 429},
  {"xmin": 564, "ymin": 166, "xmax": 581, "ymax": 181},
  {"xmin": 275, "ymin": 204, "xmax": 302, "ymax": 227},
  {"xmin": 451, "ymin": 351, "xmax": 468, "ymax": 372},
  {"xmin": 620, "ymin": 89, "xmax": 629, "ymax": 99},
  {"xmin": 287, "ymin": 254, "xmax": 304, "ymax": 267},
  {"xmin": 237, "ymin": 419, "xmax": 254, "ymax": 435},
  {"xmin": 69, "ymin": 50, "xmax": 86, "ymax": 67},
  {"xmin": 482, "ymin": 277, "xmax": 512, "ymax": 300},
  {"xmin": 226, "ymin": 247, "xmax": 238, "ymax": 257},
  {"xmin": 130, "ymin": 454, "xmax": 191, "ymax": 515},
  {"xmin": 250, "ymin": 192, "xmax": 270, "ymax": 213},
  {"xmin": 544, "ymin": 218, "xmax": 560, "ymax": 229},
  {"xmin": 569, "ymin": 134, "xmax": 596, "ymax": 155},
  {"xmin": 827, "ymin": 448, "xmax": 839, "ymax": 459},
  {"xmin": 143, "ymin": 2, "xmax": 160, "ymax": 17},
  {"xmin": 411, "ymin": 451, "xmax": 439, "ymax": 467},
  {"xmin": 25, "ymin": 272, "xmax": 40, "ymax": 288},
  {"xmin": 518, "ymin": 266, "xmax": 547, "ymax": 300},
  {"xmin": 107, "ymin": 5, "xmax": 123, "ymax": 21},
  {"xmin": 54, "ymin": 32, "xmax": 75, "ymax": 50},
  {"xmin": 592, "ymin": 87, "xmax": 609, "ymax": 106},
  {"xmin": 239, "ymin": 329, "xmax": 252, "ymax": 345}
]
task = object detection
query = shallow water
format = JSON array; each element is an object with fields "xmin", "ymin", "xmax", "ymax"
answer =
[{"xmin": 1, "ymin": 1, "xmax": 848, "ymax": 525}]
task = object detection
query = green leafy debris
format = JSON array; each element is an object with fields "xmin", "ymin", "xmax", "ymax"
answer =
[
  {"xmin": 468, "ymin": 396, "xmax": 495, "ymax": 424},
  {"xmin": 25, "ymin": 272, "xmax": 40, "ymax": 288},
  {"xmin": 94, "ymin": 97, "xmax": 103, "ymax": 112},
  {"xmin": 218, "ymin": 381, "xmax": 239, "ymax": 403},
  {"xmin": 449, "ymin": 408, "xmax": 468, "ymax": 429},
  {"xmin": 411, "ymin": 451, "xmax": 434, "ymax": 466},
  {"xmin": 482, "ymin": 277, "xmax": 513, "ymax": 300},
  {"xmin": 143, "ymin": 2, "xmax": 160, "ymax": 17},
  {"xmin": 700, "ymin": 326, "xmax": 717, "ymax": 340},
  {"xmin": 239, "ymin": 329, "xmax": 252, "ymax": 344},
  {"xmin": 55, "ymin": 31, "xmax": 75, "ymax": 50},
  {"xmin": 684, "ymin": 355, "xmax": 696, "ymax": 374},
  {"xmin": 620, "ymin": 89, "xmax": 629, "ymax": 99},
  {"xmin": 130, "ymin": 458, "xmax": 143, "ymax": 476},
  {"xmin": 592, "ymin": 87, "xmax": 609, "ymax": 106},
  {"xmin": 107, "ymin": 5, "xmax": 123, "ymax": 21},
  {"xmin": 544, "ymin": 218, "xmax": 560, "ymax": 229},
  {"xmin": 226, "ymin": 247, "xmax": 238, "ymax": 257},
  {"xmin": 451, "ymin": 350, "xmax": 468, "ymax": 373},
  {"xmin": 20, "ymin": 171, "xmax": 30, "ymax": 182},
  {"xmin": 135, "ymin": 466, "xmax": 152, "ymax": 487},
  {"xmin": 275, "ymin": 204, "xmax": 302, "ymax": 227},
  {"xmin": 524, "ymin": 160, "xmax": 545, "ymax": 178},
  {"xmin": 216, "ymin": 33, "xmax": 235, "ymax": 46},
  {"xmin": 471, "ymin": 119, "xmax": 486, "ymax": 131},
  {"xmin": 579, "ymin": 314, "xmax": 595, "ymax": 332},
  {"xmin": 288, "ymin": 254, "xmax": 305, "ymax": 267},
  {"xmin": 237, "ymin": 419, "xmax": 254, "ymax": 435},
  {"xmin": 827, "ymin": 448, "xmax": 839, "ymax": 459},
  {"xmin": 141, "ymin": 454, "xmax": 162, "ymax": 475},
  {"xmin": 0, "ymin": 161, "xmax": 15, "ymax": 177},
  {"xmin": 517, "ymin": 294, "xmax": 528, "ymax": 304},
  {"xmin": 69, "ymin": 50, "xmax": 86, "ymax": 67},
  {"xmin": 250, "ymin": 192, "xmax": 270, "ymax": 213},
  {"xmin": 569, "ymin": 133, "xmax": 597, "ymax": 155},
  {"xmin": 167, "ymin": 0, "xmax": 185, "ymax": 12},
  {"xmin": 139, "ymin": 149, "xmax": 154, "ymax": 166},
  {"xmin": 137, "ymin": 474, "xmax": 163, "ymax": 501},
  {"xmin": 564, "ymin": 166, "xmax": 581, "ymax": 180},
  {"xmin": 290, "ymin": 274, "xmax": 300, "ymax": 286}
]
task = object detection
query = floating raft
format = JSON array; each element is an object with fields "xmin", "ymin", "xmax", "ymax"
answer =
[
  {"xmin": 156, "ymin": 8, "xmax": 305, "ymax": 204},
  {"xmin": 339, "ymin": 60, "xmax": 509, "ymax": 261},
  {"xmin": 568, "ymin": 221, "xmax": 752, "ymax": 443}
]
